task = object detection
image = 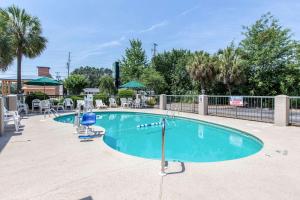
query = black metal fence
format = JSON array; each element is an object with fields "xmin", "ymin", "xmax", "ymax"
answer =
[
  {"xmin": 289, "ymin": 97, "xmax": 300, "ymax": 126},
  {"xmin": 208, "ymin": 96, "xmax": 275, "ymax": 123},
  {"xmin": 166, "ymin": 95, "xmax": 199, "ymax": 113}
]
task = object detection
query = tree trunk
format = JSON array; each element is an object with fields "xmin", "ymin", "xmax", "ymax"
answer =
[
  {"xmin": 227, "ymin": 84, "xmax": 232, "ymax": 95},
  {"xmin": 200, "ymin": 81, "xmax": 205, "ymax": 95},
  {"xmin": 17, "ymin": 49, "xmax": 23, "ymax": 95}
]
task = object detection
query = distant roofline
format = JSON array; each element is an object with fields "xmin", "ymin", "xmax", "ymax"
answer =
[
  {"xmin": 0, "ymin": 75, "xmax": 43, "ymax": 81},
  {"xmin": 37, "ymin": 66, "xmax": 50, "ymax": 69}
]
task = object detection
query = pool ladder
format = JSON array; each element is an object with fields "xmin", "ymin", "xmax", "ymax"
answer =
[
  {"xmin": 165, "ymin": 109, "xmax": 179, "ymax": 118},
  {"xmin": 44, "ymin": 108, "xmax": 60, "ymax": 118}
]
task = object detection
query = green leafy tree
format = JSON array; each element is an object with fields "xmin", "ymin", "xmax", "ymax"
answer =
[
  {"xmin": 187, "ymin": 51, "xmax": 217, "ymax": 94},
  {"xmin": 0, "ymin": 5, "xmax": 47, "ymax": 94},
  {"xmin": 121, "ymin": 39, "xmax": 147, "ymax": 83},
  {"xmin": 218, "ymin": 44, "xmax": 245, "ymax": 95},
  {"xmin": 240, "ymin": 13, "xmax": 296, "ymax": 95},
  {"xmin": 98, "ymin": 75, "xmax": 116, "ymax": 95},
  {"xmin": 152, "ymin": 49, "xmax": 193, "ymax": 94},
  {"xmin": 71, "ymin": 66, "xmax": 112, "ymax": 88},
  {"xmin": 64, "ymin": 74, "xmax": 88, "ymax": 95},
  {"xmin": 140, "ymin": 67, "xmax": 167, "ymax": 94}
]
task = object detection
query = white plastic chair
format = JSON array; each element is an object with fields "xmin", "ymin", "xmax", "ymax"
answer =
[
  {"xmin": 77, "ymin": 100, "xmax": 85, "ymax": 110},
  {"xmin": 109, "ymin": 98, "xmax": 117, "ymax": 108},
  {"xmin": 120, "ymin": 98, "xmax": 129, "ymax": 108},
  {"xmin": 4, "ymin": 107, "xmax": 20, "ymax": 132},
  {"xmin": 127, "ymin": 98, "xmax": 133, "ymax": 107},
  {"xmin": 32, "ymin": 99, "xmax": 41, "ymax": 112},
  {"xmin": 40, "ymin": 100, "xmax": 51, "ymax": 113},
  {"xmin": 64, "ymin": 98, "xmax": 74, "ymax": 110},
  {"xmin": 95, "ymin": 99, "xmax": 107, "ymax": 109},
  {"xmin": 133, "ymin": 99, "xmax": 141, "ymax": 108}
]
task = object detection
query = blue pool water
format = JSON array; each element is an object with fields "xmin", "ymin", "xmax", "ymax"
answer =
[{"xmin": 55, "ymin": 112, "xmax": 263, "ymax": 162}]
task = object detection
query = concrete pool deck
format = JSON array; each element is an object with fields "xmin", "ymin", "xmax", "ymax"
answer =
[{"xmin": 0, "ymin": 108, "xmax": 300, "ymax": 200}]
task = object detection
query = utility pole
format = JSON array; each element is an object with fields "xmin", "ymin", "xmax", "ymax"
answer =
[
  {"xmin": 152, "ymin": 43, "xmax": 158, "ymax": 58},
  {"xmin": 66, "ymin": 52, "xmax": 71, "ymax": 77}
]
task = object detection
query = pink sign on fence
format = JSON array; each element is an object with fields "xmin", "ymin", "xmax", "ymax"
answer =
[{"xmin": 229, "ymin": 96, "xmax": 243, "ymax": 106}]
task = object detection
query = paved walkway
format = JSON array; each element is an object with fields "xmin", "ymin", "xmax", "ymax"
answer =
[{"xmin": 0, "ymin": 109, "xmax": 300, "ymax": 200}]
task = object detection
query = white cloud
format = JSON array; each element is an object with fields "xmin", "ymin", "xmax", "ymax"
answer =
[
  {"xmin": 179, "ymin": 5, "xmax": 200, "ymax": 16},
  {"xmin": 139, "ymin": 20, "xmax": 168, "ymax": 33},
  {"xmin": 74, "ymin": 36, "xmax": 126, "ymax": 62}
]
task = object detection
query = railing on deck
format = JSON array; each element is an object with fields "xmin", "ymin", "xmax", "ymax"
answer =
[
  {"xmin": 208, "ymin": 96, "xmax": 275, "ymax": 123},
  {"xmin": 289, "ymin": 97, "xmax": 300, "ymax": 126},
  {"xmin": 166, "ymin": 95, "xmax": 198, "ymax": 113}
]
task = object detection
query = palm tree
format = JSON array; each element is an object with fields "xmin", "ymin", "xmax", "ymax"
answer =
[
  {"xmin": 0, "ymin": 5, "xmax": 47, "ymax": 94},
  {"xmin": 187, "ymin": 51, "xmax": 216, "ymax": 94},
  {"xmin": 0, "ymin": 32, "xmax": 14, "ymax": 70},
  {"xmin": 218, "ymin": 44, "xmax": 244, "ymax": 95}
]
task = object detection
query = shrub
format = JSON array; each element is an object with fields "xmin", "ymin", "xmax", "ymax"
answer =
[
  {"xmin": 146, "ymin": 98, "xmax": 156, "ymax": 107},
  {"xmin": 25, "ymin": 92, "xmax": 49, "ymax": 109},
  {"xmin": 94, "ymin": 93, "xmax": 109, "ymax": 105},
  {"xmin": 50, "ymin": 99, "xmax": 59, "ymax": 106},
  {"xmin": 70, "ymin": 95, "xmax": 84, "ymax": 108},
  {"xmin": 118, "ymin": 89, "xmax": 135, "ymax": 98}
]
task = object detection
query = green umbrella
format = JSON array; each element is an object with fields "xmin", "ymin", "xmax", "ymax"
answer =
[
  {"xmin": 25, "ymin": 77, "xmax": 62, "ymax": 98},
  {"xmin": 120, "ymin": 81, "xmax": 146, "ymax": 89}
]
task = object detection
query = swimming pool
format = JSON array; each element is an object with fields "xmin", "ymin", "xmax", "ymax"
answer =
[{"xmin": 55, "ymin": 112, "xmax": 263, "ymax": 162}]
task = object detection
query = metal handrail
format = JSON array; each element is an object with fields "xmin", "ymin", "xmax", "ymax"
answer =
[{"xmin": 160, "ymin": 118, "xmax": 166, "ymax": 176}]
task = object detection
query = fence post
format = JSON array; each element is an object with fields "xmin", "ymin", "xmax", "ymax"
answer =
[
  {"xmin": 159, "ymin": 94, "xmax": 167, "ymax": 110},
  {"xmin": 198, "ymin": 95, "xmax": 208, "ymax": 115},
  {"xmin": 274, "ymin": 95, "xmax": 289, "ymax": 126},
  {"xmin": 0, "ymin": 98, "xmax": 4, "ymax": 136}
]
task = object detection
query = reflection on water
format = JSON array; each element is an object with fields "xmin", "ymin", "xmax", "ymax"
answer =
[
  {"xmin": 229, "ymin": 134, "xmax": 243, "ymax": 147},
  {"xmin": 198, "ymin": 125, "xmax": 204, "ymax": 139},
  {"xmin": 109, "ymin": 114, "xmax": 116, "ymax": 120}
]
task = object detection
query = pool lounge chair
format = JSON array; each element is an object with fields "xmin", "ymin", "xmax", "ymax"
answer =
[
  {"xmin": 95, "ymin": 100, "xmax": 107, "ymax": 109},
  {"xmin": 109, "ymin": 98, "xmax": 117, "ymax": 108}
]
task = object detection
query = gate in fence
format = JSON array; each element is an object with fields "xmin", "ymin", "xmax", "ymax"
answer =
[{"xmin": 166, "ymin": 95, "xmax": 198, "ymax": 113}]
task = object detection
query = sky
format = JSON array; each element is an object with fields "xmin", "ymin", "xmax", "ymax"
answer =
[{"xmin": 1, "ymin": 0, "xmax": 300, "ymax": 79}]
